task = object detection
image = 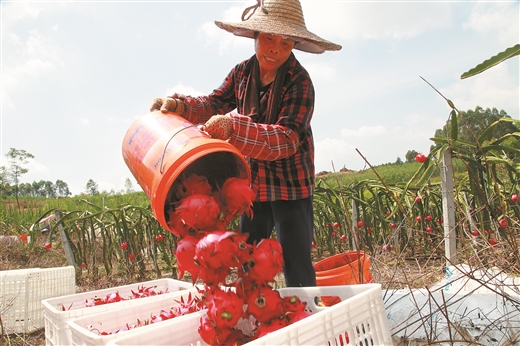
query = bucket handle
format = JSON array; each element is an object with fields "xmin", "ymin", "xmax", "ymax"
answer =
[{"xmin": 159, "ymin": 124, "xmax": 200, "ymax": 174}]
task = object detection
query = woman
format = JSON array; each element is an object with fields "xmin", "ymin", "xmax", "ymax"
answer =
[{"xmin": 150, "ymin": 0, "xmax": 341, "ymax": 287}]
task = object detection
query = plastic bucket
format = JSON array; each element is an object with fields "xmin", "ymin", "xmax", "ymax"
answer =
[
  {"xmin": 314, "ymin": 251, "xmax": 373, "ymax": 306},
  {"xmin": 122, "ymin": 111, "xmax": 250, "ymax": 231}
]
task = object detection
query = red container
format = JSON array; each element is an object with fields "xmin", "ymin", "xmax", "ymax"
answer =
[
  {"xmin": 314, "ymin": 251, "xmax": 373, "ymax": 305},
  {"xmin": 122, "ymin": 111, "xmax": 250, "ymax": 231}
]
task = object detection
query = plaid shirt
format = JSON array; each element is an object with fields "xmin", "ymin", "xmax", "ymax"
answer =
[{"xmin": 182, "ymin": 53, "xmax": 314, "ymax": 202}]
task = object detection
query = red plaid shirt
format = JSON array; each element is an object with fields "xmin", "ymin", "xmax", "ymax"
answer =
[{"xmin": 182, "ymin": 53, "xmax": 314, "ymax": 202}]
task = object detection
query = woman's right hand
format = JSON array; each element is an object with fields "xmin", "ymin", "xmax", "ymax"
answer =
[{"xmin": 149, "ymin": 97, "xmax": 185, "ymax": 115}]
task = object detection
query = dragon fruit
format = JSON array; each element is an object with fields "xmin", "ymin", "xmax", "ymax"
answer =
[
  {"xmin": 198, "ymin": 312, "xmax": 232, "ymax": 345},
  {"xmin": 246, "ymin": 286, "xmax": 284, "ymax": 323},
  {"xmin": 253, "ymin": 316, "xmax": 289, "ymax": 339},
  {"xmin": 166, "ymin": 210, "xmax": 189, "ymax": 238},
  {"xmin": 219, "ymin": 177, "xmax": 256, "ymax": 218},
  {"xmin": 175, "ymin": 234, "xmax": 202, "ymax": 282},
  {"xmin": 204, "ymin": 286, "xmax": 245, "ymax": 329},
  {"xmin": 175, "ymin": 173, "xmax": 213, "ymax": 199},
  {"xmin": 244, "ymin": 238, "xmax": 284, "ymax": 283},
  {"xmin": 175, "ymin": 194, "xmax": 221, "ymax": 230}
]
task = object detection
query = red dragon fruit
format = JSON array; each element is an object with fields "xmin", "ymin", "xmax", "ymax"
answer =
[
  {"xmin": 205, "ymin": 286, "xmax": 245, "ymax": 330},
  {"xmin": 234, "ymin": 276, "xmax": 261, "ymax": 299},
  {"xmin": 281, "ymin": 295, "xmax": 307, "ymax": 314},
  {"xmin": 198, "ymin": 266, "xmax": 230, "ymax": 287},
  {"xmin": 173, "ymin": 291, "xmax": 205, "ymax": 316},
  {"xmin": 282, "ymin": 296, "xmax": 312, "ymax": 324},
  {"xmin": 166, "ymin": 210, "xmax": 189, "ymax": 238},
  {"xmin": 198, "ymin": 313, "xmax": 232, "ymax": 345},
  {"xmin": 175, "ymin": 194, "xmax": 221, "ymax": 230},
  {"xmin": 246, "ymin": 286, "xmax": 284, "ymax": 323},
  {"xmin": 244, "ymin": 239, "xmax": 284, "ymax": 283},
  {"xmin": 219, "ymin": 177, "xmax": 256, "ymax": 218},
  {"xmin": 175, "ymin": 173, "xmax": 213, "ymax": 199},
  {"xmin": 225, "ymin": 328, "xmax": 251, "ymax": 345},
  {"xmin": 253, "ymin": 315, "xmax": 288, "ymax": 339},
  {"xmin": 195, "ymin": 231, "xmax": 250, "ymax": 270},
  {"xmin": 85, "ymin": 291, "xmax": 125, "ymax": 307},
  {"xmin": 175, "ymin": 234, "xmax": 202, "ymax": 282}
]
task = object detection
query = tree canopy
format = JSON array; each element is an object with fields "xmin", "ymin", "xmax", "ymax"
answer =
[{"xmin": 432, "ymin": 106, "xmax": 516, "ymax": 149}]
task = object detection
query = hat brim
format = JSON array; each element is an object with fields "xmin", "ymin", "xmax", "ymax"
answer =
[{"xmin": 215, "ymin": 20, "xmax": 342, "ymax": 54}]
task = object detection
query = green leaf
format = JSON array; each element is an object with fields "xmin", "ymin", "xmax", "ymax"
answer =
[
  {"xmin": 477, "ymin": 119, "xmax": 500, "ymax": 144},
  {"xmin": 461, "ymin": 44, "xmax": 520, "ymax": 79},
  {"xmin": 450, "ymin": 110, "xmax": 458, "ymax": 141}
]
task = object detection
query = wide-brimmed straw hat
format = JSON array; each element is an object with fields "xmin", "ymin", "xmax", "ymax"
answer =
[{"xmin": 215, "ymin": 0, "xmax": 342, "ymax": 54}]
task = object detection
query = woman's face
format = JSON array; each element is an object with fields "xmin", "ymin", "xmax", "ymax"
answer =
[{"xmin": 255, "ymin": 32, "xmax": 295, "ymax": 76}]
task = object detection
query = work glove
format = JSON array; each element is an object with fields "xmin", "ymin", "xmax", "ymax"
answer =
[
  {"xmin": 201, "ymin": 115, "xmax": 234, "ymax": 140},
  {"xmin": 149, "ymin": 97, "xmax": 185, "ymax": 115}
]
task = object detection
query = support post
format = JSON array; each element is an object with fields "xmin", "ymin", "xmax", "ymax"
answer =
[{"xmin": 440, "ymin": 150, "xmax": 458, "ymax": 265}]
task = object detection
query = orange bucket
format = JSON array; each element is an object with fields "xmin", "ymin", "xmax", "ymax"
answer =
[
  {"xmin": 314, "ymin": 251, "xmax": 373, "ymax": 305},
  {"xmin": 122, "ymin": 111, "xmax": 250, "ymax": 231}
]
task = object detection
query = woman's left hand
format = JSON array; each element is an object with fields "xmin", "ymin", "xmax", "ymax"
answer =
[{"xmin": 201, "ymin": 115, "xmax": 234, "ymax": 140}]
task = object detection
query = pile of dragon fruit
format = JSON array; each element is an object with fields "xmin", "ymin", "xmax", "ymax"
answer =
[
  {"xmin": 85, "ymin": 285, "xmax": 169, "ymax": 307},
  {"xmin": 59, "ymin": 285, "xmax": 169, "ymax": 311},
  {"xmin": 88, "ymin": 292, "xmax": 205, "ymax": 335},
  {"xmin": 168, "ymin": 174, "xmax": 312, "ymax": 345}
]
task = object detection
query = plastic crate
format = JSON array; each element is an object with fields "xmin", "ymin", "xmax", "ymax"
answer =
[
  {"xmin": 42, "ymin": 278, "xmax": 196, "ymax": 346},
  {"xmin": 106, "ymin": 283, "xmax": 392, "ymax": 346},
  {"xmin": 0, "ymin": 266, "xmax": 76, "ymax": 334},
  {"xmin": 68, "ymin": 288, "xmax": 204, "ymax": 346}
]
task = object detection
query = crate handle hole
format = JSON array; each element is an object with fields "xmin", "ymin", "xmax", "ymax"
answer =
[{"xmin": 316, "ymin": 295, "xmax": 342, "ymax": 306}]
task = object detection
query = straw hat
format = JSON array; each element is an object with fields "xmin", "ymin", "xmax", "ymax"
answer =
[{"xmin": 215, "ymin": 0, "xmax": 342, "ymax": 54}]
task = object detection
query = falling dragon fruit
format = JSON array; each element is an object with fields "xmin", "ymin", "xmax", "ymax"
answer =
[{"xmin": 166, "ymin": 173, "xmax": 312, "ymax": 345}]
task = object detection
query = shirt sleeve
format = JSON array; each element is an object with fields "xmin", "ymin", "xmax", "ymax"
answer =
[{"xmin": 228, "ymin": 74, "xmax": 314, "ymax": 162}]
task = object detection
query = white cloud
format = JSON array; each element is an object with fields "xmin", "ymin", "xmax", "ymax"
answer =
[
  {"xmin": 198, "ymin": 3, "xmax": 252, "ymax": 55},
  {"xmin": 463, "ymin": 2, "xmax": 519, "ymax": 44},
  {"xmin": 26, "ymin": 158, "xmax": 50, "ymax": 176},
  {"xmin": 1, "ymin": 2, "xmax": 43, "ymax": 28},
  {"xmin": 79, "ymin": 118, "xmax": 90, "ymax": 126},
  {"xmin": 341, "ymin": 125, "xmax": 387, "ymax": 139},
  {"xmin": 304, "ymin": 60, "xmax": 339, "ymax": 83},
  {"xmin": 315, "ymin": 137, "xmax": 362, "ymax": 172},
  {"xmin": 167, "ymin": 83, "xmax": 206, "ymax": 97},
  {"xmin": 302, "ymin": 2, "xmax": 451, "ymax": 42},
  {"xmin": 2, "ymin": 27, "xmax": 64, "ymax": 109},
  {"xmin": 441, "ymin": 62, "xmax": 519, "ymax": 117}
]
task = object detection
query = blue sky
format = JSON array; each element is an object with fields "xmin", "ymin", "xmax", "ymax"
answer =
[{"xmin": 1, "ymin": 1, "xmax": 518, "ymax": 196}]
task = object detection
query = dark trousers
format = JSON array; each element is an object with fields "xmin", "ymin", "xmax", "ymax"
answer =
[{"xmin": 240, "ymin": 196, "xmax": 316, "ymax": 287}]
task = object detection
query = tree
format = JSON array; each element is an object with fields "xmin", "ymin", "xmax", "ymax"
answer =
[
  {"xmin": 395, "ymin": 157, "xmax": 403, "ymax": 165},
  {"xmin": 19, "ymin": 182, "xmax": 32, "ymax": 196},
  {"xmin": 0, "ymin": 165, "xmax": 11, "ymax": 198},
  {"xmin": 44, "ymin": 181, "xmax": 57, "ymax": 198},
  {"xmin": 5, "ymin": 148, "xmax": 34, "ymax": 206},
  {"xmin": 405, "ymin": 150, "xmax": 418, "ymax": 163},
  {"xmin": 433, "ymin": 106, "xmax": 514, "ymax": 148},
  {"xmin": 124, "ymin": 177, "xmax": 134, "ymax": 194},
  {"xmin": 32, "ymin": 180, "xmax": 45, "ymax": 197},
  {"xmin": 85, "ymin": 179, "xmax": 99, "ymax": 195},
  {"xmin": 55, "ymin": 180, "xmax": 71, "ymax": 198}
]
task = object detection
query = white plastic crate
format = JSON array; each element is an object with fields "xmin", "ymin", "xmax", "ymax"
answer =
[
  {"xmin": 42, "ymin": 278, "xmax": 195, "ymax": 346},
  {"xmin": 0, "ymin": 266, "xmax": 76, "ymax": 334},
  {"xmin": 68, "ymin": 288, "xmax": 203, "ymax": 346},
  {"xmin": 106, "ymin": 283, "xmax": 392, "ymax": 346}
]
